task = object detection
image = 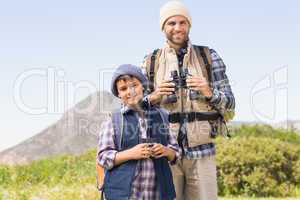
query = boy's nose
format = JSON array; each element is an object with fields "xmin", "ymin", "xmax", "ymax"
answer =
[
  {"xmin": 125, "ymin": 86, "xmax": 136, "ymax": 97},
  {"xmin": 125, "ymin": 88, "xmax": 131, "ymax": 97},
  {"xmin": 129, "ymin": 86, "xmax": 137, "ymax": 97}
]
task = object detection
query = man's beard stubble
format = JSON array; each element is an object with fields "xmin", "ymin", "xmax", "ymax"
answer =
[{"xmin": 166, "ymin": 32, "xmax": 189, "ymax": 48}]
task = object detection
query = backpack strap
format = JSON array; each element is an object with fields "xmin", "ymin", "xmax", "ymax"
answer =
[
  {"xmin": 193, "ymin": 45, "xmax": 213, "ymax": 84},
  {"xmin": 157, "ymin": 108, "xmax": 169, "ymax": 126},
  {"xmin": 111, "ymin": 111, "xmax": 123, "ymax": 151},
  {"xmin": 146, "ymin": 46, "xmax": 211, "ymax": 90},
  {"xmin": 146, "ymin": 49, "xmax": 161, "ymax": 93},
  {"xmin": 96, "ymin": 111, "xmax": 123, "ymax": 196}
]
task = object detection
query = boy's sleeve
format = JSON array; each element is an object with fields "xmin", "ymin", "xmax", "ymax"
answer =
[
  {"xmin": 97, "ymin": 118, "xmax": 118, "ymax": 170},
  {"xmin": 167, "ymin": 128, "xmax": 182, "ymax": 165}
]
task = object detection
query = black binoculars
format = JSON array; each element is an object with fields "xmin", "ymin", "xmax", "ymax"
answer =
[{"xmin": 166, "ymin": 68, "xmax": 200, "ymax": 103}]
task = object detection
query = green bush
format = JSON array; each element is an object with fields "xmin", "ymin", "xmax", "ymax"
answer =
[
  {"xmin": 13, "ymin": 155, "xmax": 71, "ymax": 186},
  {"xmin": 230, "ymin": 124, "xmax": 300, "ymax": 144},
  {"xmin": 13, "ymin": 151, "xmax": 96, "ymax": 187},
  {"xmin": 216, "ymin": 136, "xmax": 300, "ymax": 197},
  {"xmin": 0, "ymin": 166, "xmax": 11, "ymax": 186}
]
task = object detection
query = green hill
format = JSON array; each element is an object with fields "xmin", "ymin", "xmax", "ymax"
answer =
[{"xmin": 1, "ymin": 125, "xmax": 300, "ymax": 199}]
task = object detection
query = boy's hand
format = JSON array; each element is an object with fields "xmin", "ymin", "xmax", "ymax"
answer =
[
  {"xmin": 129, "ymin": 144, "xmax": 152, "ymax": 160},
  {"xmin": 151, "ymin": 143, "xmax": 176, "ymax": 162},
  {"xmin": 151, "ymin": 143, "xmax": 168, "ymax": 158}
]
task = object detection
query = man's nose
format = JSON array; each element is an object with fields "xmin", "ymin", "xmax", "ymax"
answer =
[{"xmin": 174, "ymin": 23, "xmax": 182, "ymax": 31}]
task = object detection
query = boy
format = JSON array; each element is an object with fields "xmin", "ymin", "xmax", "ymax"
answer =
[{"xmin": 97, "ymin": 64, "xmax": 181, "ymax": 200}]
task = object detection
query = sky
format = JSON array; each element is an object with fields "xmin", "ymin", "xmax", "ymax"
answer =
[{"xmin": 0, "ymin": 0, "xmax": 299, "ymax": 151}]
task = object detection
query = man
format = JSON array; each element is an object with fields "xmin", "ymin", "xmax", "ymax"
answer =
[
  {"xmin": 142, "ymin": 1, "xmax": 235, "ymax": 200},
  {"xmin": 97, "ymin": 64, "xmax": 181, "ymax": 200}
]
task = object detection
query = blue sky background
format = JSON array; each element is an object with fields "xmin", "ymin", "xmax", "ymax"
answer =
[{"xmin": 0, "ymin": 0, "xmax": 299, "ymax": 151}]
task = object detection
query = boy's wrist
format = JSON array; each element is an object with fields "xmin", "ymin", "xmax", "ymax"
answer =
[
  {"xmin": 118, "ymin": 149, "xmax": 135, "ymax": 161},
  {"xmin": 126, "ymin": 148, "xmax": 136, "ymax": 160},
  {"xmin": 165, "ymin": 147, "xmax": 175, "ymax": 161}
]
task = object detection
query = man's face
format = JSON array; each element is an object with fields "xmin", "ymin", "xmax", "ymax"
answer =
[
  {"xmin": 163, "ymin": 15, "xmax": 190, "ymax": 47},
  {"xmin": 116, "ymin": 77, "xmax": 144, "ymax": 108}
]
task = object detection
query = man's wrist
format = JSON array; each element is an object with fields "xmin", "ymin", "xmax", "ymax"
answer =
[
  {"xmin": 204, "ymin": 89, "xmax": 213, "ymax": 101},
  {"xmin": 205, "ymin": 95, "xmax": 212, "ymax": 102},
  {"xmin": 147, "ymin": 94, "xmax": 153, "ymax": 105},
  {"xmin": 207, "ymin": 88, "xmax": 221, "ymax": 105},
  {"xmin": 148, "ymin": 93, "xmax": 160, "ymax": 105}
]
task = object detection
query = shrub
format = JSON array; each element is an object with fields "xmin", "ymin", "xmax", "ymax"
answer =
[
  {"xmin": 230, "ymin": 124, "xmax": 300, "ymax": 144},
  {"xmin": 0, "ymin": 166, "xmax": 11, "ymax": 186},
  {"xmin": 12, "ymin": 150, "xmax": 96, "ymax": 187},
  {"xmin": 216, "ymin": 136, "xmax": 300, "ymax": 197}
]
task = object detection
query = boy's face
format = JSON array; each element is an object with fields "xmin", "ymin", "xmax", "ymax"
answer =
[{"xmin": 116, "ymin": 77, "xmax": 144, "ymax": 108}]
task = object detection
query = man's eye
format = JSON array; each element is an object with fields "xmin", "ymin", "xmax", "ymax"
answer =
[{"xmin": 168, "ymin": 22, "xmax": 176, "ymax": 26}]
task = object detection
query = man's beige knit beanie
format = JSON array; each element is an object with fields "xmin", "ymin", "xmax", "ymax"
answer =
[{"xmin": 160, "ymin": 0, "xmax": 192, "ymax": 31}]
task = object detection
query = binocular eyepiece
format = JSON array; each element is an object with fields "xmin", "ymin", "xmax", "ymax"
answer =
[{"xmin": 166, "ymin": 68, "xmax": 201, "ymax": 104}]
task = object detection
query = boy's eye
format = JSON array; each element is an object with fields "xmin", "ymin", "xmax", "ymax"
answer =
[
  {"xmin": 119, "ymin": 86, "xmax": 127, "ymax": 91},
  {"xmin": 129, "ymin": 81, "xmax": 138, "ymax": 88}
]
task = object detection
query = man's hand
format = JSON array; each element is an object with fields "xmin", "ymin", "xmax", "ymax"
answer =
[
  {"xmin": 186, "ymin": 76, "xmax": 212, "ymax": 98},
  {"xmin": 149, "ymin": 79, "xmax": 175, "ymax": 104}
]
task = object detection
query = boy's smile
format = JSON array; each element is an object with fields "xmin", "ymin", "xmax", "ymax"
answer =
[{"xmin": 116, "ymin": 77, "xmax": 144, "ymax": 108}]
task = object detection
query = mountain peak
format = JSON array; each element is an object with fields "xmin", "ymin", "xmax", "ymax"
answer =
[{"xmin": 0, "ymin": 91, "xmax": 120, "ymax": 165}]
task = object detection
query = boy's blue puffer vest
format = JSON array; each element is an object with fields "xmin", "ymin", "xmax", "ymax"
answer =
[{"xmin": 103, "ymin": 107, "xmax": 176, "ymax": 200}]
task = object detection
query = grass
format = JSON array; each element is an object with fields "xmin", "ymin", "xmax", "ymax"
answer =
[
  {"xmin": 0, "ymin": 125, "xmax": 299, "ymax": 199},
  {"xmin": 220, "ymin": 198, "xmax": 299, "ymax": 200},
  {"xmin": 0, "ymin": 184, "xmax": 99, "ymax": 200},
  {"xmin": 1, "ymin": 185, "xmax": 298, "ymax": 200}
]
